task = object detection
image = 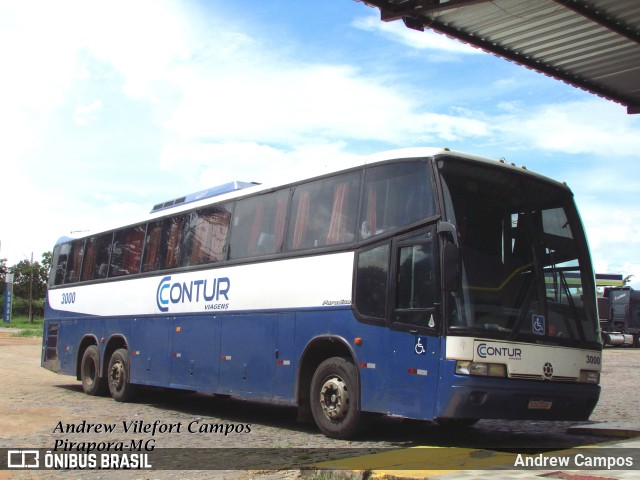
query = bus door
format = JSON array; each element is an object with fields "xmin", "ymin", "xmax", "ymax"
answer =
[
  {"xmin": 273, "ymin": 312, "xmax": 296, "ymax": 401},
  {"xmin": 169, "ymin": 316, "xmax": 221, "ymax": 391},
  {"xmin": 387, "ymin": 226, "xmax": 441, "ymax": 419}
]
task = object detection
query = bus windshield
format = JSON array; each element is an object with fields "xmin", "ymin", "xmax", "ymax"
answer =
[{"xmin": 438, "ymin": 158, "xmax": 599, "ymax": 346}]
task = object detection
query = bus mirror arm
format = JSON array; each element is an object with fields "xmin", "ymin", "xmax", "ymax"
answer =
[
  {"xmin": 438, "ymin": 222, "xmax": 459, "ymax": 292},
  {"xmin": 437, "ymin": 221, "xmax": 458, "ymax": 245}
]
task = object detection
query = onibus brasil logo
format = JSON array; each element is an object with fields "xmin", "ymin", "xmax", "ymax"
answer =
[{"xmin": 156, "ymin": 275, "xmax": 230, "ymax": 313}]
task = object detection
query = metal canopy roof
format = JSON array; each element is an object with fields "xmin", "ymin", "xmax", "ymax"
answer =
[{"xmin": 359, "ymin": 0, "xmax": 640, "ymax": 114}]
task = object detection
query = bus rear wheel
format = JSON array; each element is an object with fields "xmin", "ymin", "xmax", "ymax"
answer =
[
  {"xmin": 80, "ymin": 345, "xmax": 107, "ymax": 396},
  {"xmin": 310, "ymin": 357, "xmax": 362, "ymax": 439},
  {"xmin": 107, "ymin": 348, "xmax": 135, "ymax": 402},
  {"xmin": 437, "ymin": 418, "xmax": 479, "ymax": 427}
]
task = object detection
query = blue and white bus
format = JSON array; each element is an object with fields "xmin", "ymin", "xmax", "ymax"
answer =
[{"xmin": 42, "ymin": 148, "xmax": 601, "ymax": 439}]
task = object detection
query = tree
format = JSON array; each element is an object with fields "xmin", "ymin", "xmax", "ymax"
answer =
[
  {"xmin": 42, "ymin": 251, "xmax": 52, "ymax": 274},
  {"xmin": 8, "ymin": 253, "xmax": 50, "ymax": 322},
  {"xmin": 0, "ymin": 258, "xmax": 7, "ymax": 279}
]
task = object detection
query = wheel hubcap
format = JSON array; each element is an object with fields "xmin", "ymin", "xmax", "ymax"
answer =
[
  {"xmin": 109, "ymin": 362, "xmax": 124, "ymax": 392},
  {"xmin": 319, "ymin": 376, "xmax": 349, "ymax": 421}
]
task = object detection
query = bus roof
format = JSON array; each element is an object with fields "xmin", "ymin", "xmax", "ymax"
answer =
[
  {"xmin": 150, "ymin": 180, "xmax": 260, "ymax": 214},
  {"xmin": 55, "ymin": 147, "xmax": 570, "ymax": 245}
]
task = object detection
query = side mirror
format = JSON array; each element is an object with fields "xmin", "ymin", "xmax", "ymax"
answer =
[
  {"xmin": 438, "ymin": 221, "xmax": 460, "ymax": 292},
  {"xmin": 442, "ymin": 243, "xmax": 459, "ymax": 292}
]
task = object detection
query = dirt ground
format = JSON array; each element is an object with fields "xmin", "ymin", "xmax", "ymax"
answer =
[
  {"xmin": 1, "ymin": 331, "xmax": 637, "ymax": 479},
  {"xmin": 0, "ymin": 335, "xmax": 67, "ymax": 436}
]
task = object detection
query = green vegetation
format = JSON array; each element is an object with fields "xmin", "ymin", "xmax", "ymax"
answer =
[
  {"xmin": 1, "ymin": 252, "xmax": 50, "ymax": 329},
  {"xmin": 1, "ymin": 315, "xmax": 44, "ymax": 337}
]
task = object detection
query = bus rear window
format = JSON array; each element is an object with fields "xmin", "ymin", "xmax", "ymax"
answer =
[{"xmin": 51, "ymin": 243, "xmax": 70, "ymax": 286}]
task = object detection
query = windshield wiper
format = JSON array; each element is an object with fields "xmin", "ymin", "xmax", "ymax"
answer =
[
  {"xmin": 556, "ymin": 268, "xmax": 585, "ymax": 340},
  {"xmin": 507, "ymin": 273, "xmax": 535, "ymax": 338}
]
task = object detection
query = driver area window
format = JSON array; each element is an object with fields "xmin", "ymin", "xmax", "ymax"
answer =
[{"xmin": 393, "ymin": 229, "xmax": 437, "ymax": 328}]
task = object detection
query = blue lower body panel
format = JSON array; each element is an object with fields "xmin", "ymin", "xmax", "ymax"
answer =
[{"xmin": 436, "ymin": 372, "xmax": 600, "ymax": 421}]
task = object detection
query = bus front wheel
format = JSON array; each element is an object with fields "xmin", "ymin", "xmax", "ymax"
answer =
[
  {"xmin": 107, "ymin": 348, "xmax": 135, "ymax": 402},
  {"xmin": 80, "ymin": 345, "xmax": 107, "ymax": 396},
  {"xmin": 310, "ymin": 357, "xmax": 362, "ymax": 439}
]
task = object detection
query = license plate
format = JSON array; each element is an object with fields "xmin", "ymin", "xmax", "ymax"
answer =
[{"xmin": 528, "ymin": 399, "xmax": 553, "ymax": 410}]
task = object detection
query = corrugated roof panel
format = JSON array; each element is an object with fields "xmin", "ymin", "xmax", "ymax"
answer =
[{"xmin": 360, "ymin": 0, "xmax": 640, "ymax": 113}]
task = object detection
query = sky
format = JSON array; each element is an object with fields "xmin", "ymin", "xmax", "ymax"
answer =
[{"xmin": 1, "ymin": 0, "xmax": 639, "ymax": 288}]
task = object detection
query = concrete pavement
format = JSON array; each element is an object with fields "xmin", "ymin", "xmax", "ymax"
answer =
[{"xmin": 310, "ymin": 423, "xmax": 640, "ymax": 479}]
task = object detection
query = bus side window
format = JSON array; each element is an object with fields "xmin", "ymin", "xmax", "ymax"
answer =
[
  {"xmin": 325, "ymin": 175, "xmax": 359, "ymax": 246},
  {"xmin": 141, "ymin": 222, "xmax": 160, "ymax": 273},
  {"xmin": 182, "ymin": 205, "xmax": 232, "ymax": 266},
  {"xmin": 63, "ymin": 240, "xmax": 85, "ymax": 284},
  {"xmin": 141, "ymin": 216, "xmax": 186, "ymax": 272},
  {"xmin": 355, "ymin": 243, "xmax": 390, "ymax": 320},
  {"xmin": 81, "ymin": 233, "xmax": 114, "ymax": 281},
  {"xmin": 163, "ymin": 216, "xmax": 186, "ymax": 270},
  {"xmin": 360, "ymin": 162, "xmax": 435, "ymax": 240},
  {"xmin": 287, "ymin": 172, "xmax": 359, "ymax": 251},
  {"xmin": 110, "ymin": 225, "xmax": 145, "ymax": 277},
  {"xmin": 52, "ymin": 243, "xmax": 71, "ymax": 286},
  {"xmin": 229, "ymin": 190, "xmax": 289, "ymax": 259}
]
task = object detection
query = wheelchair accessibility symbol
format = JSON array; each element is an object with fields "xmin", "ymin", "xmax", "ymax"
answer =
[
  {"xmin": 415, "ymin": 337, "xmax": 426, "ymax": 355},
  {"xmin": 532, "ymin": 314, "xmax": 545, "ymax": 336}
]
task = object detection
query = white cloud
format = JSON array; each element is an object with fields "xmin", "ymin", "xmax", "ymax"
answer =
[
  {"xmin": 0, "ymin": 3, "xmax": 76, "ymax": 113},
  {"xmin": 1, "ymin": 0, "xmax": 638, "ymax": 288},
  {"xmin": 495, "ymin": 99, "xmax": 640, "ymax": 156},
  {"xmin": 164, "ymin": 58, "xmax": 491, "ymax": 149},
  {"xmin": 74, "ymin": 100, "xmax": 103, "ymax": 125},
  {"xmin": 579, "ymin": 201, "xmax": 640, "ymax": 289},
  {"xmin": 150, "ymin": 13, "xmax": 494, "ymax": 183},
  {"xmin": 352, "ymin": 13, "xmax": 482, "ymax": 55},
  {"xmin": 76, "ymin": 0, "xmax": 191, "ymax": 100},
  {"xmin": 160, "ymin": 141, "xmax": 363, "ymax": 188}
]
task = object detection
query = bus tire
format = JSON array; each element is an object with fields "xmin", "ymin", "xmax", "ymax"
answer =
[
  {"xmin": 80, "ymin": 345, "xmax": 107, "ymax": 396},
  {"xmin": 437, "ymin": 418, "xmax": 479, "ymax": 427},
  {"xmin": 310, "ymin": 357, "xmax": 362, "ymax": 439},
  {"xmin": 107, "ymin": 348, "xmax": 136, "ymax": 402}
]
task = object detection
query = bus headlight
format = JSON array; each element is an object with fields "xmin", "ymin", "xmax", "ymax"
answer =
[
  {"xmin": 579, "ymin": 369, "xmax": 600, "ymax": 384},
  {"xmin": 456, "ymin": 361, "xmax": 507, "ymax": 378}
]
